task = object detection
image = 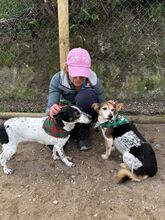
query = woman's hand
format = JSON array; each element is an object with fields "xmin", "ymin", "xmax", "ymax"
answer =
[{"xmin": 50, "ymin": 104, "xmax": 63, "ymax": 117}]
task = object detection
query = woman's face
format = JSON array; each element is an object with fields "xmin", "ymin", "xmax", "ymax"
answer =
[
  {"xmin": 65, "ymin": 65, "xmax": 86, "ymax": 87},
  {"xmin": 70, "ymin": 76, "xmax": 85, "ymax": 87}
]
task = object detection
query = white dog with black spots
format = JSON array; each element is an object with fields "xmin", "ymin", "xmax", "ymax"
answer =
[{"xmin": 0, "ymin": 106, "xmax": 91, "ymax": 174}]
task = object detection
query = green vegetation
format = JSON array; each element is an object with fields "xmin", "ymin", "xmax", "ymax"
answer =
[
  {"xmin": 0, "ymin": 65, "xmax": 41, "ymax": 99},
  {"xmin": 0, "ymin": 47, "xmax": 16, "ymax": 67},
  {"xmin": 0, "ymin": 0, "xmax": 164, "ymax": 102},
  {"xmin": 0, "ymin": 0, "xmax": 33, "ymax": 19}
]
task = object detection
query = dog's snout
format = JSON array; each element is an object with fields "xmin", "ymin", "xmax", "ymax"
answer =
[
  {"xmin": 108, "ymin": 114, "xmax": 113, "ymax": 120},
  {"xmin": 84, "ymin": 113, "xmax": 92, "ymax": 120}
]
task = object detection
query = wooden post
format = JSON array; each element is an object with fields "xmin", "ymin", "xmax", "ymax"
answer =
[{"xmin": 57, "ymin": 0, "xmax": 69, "ymax": 70}]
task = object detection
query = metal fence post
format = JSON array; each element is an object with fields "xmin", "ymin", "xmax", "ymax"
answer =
[{"xmin": 57, "ymin": 0, "xmax": 69, "ymax": 70}]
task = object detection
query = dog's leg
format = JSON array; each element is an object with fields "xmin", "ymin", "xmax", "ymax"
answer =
[
  {"xmin": 52, "ymin": 147, "xmax": 60, "ymax": 160},
  {"xmin": 54, "ymin": 145, "xmax": 75, "ymax": 167},
  {"xmin": 0, "ymin": 143, "xmax": 17, "ymax": 174},
  {"xmin": 117, "ymin": 168, "xmax": 141, "ymax": 183},
  {"xmin": 120, "ymin": 163, "xmax": 128, "ymax": 169},
  {"xmin": 120, "ymin": 152, "xmax": 148, "ymax": 182},
  {"xmin": 102, "ymin": 138, "xmax": 113, "ymax": 160},
  {"xmin": 53, "ymin": 147, "xmax": 72, "ymax": 161},
  {"xmin": 123, "ymin": 152, "xmax": 142, "ymax": 172}
]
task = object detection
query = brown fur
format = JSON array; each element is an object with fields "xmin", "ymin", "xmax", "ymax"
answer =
[
  {"xmin": 117, "ymin": 168, "xmax": 148, "ymax": 183},
  {"xmin": 104, "ymin": 128, "xmax": 113, "ymax": 138},
  {"xmin": 91, "ymin": 103, "xmax": 101, "ymax": 113}
]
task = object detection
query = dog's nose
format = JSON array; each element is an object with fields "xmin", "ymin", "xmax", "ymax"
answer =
[
  {"xmin": 108, "ymin": 114, "xmax": 113, "ymax": 120},
  {"xmin": 84, "ymin": 113, "xmax": 92, "ymax": 120}
]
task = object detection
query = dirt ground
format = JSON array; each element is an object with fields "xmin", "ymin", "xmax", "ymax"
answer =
[{"xmin": 0, "ymin": 121, "xmax": 164, "ymax": 220}]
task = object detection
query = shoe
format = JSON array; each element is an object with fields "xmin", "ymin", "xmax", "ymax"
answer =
[
  {"xmin": 77, "ymin": 124, "xmax": 92, "ymax": 151},
  {"xmin": 79, "ymin": 142, "xmax": 91, "ymax": 151}
]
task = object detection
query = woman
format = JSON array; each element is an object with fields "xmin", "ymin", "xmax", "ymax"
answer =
[{"xmin": 46, "ymin": 47, "xmax": 105, "ymax": 150}]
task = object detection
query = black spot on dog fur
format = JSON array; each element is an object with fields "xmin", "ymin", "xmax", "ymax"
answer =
[{"xmin": 0, "ymin": 124, "xmax": 9, "ymax": 144}]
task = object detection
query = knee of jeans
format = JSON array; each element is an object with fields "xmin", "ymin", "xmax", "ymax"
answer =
[
  {"xmin": 75, "ymin": 90, "xmax": 97, "ymax": 117},
  {"xmin": 75, "ymin": 89, "xmax": 97, "ymax": 111}
]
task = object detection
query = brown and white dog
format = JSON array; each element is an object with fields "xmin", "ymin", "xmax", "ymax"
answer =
[{"xmin": 92, "ymin": 101, "xmax": 157, "ymax": 183}]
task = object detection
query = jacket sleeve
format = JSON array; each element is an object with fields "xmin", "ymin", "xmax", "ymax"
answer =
[
  {"xmin": 94, "ymin": 78, "xmax": 106, "ymax": 103},
  {"xmin": 45, "ymin": 72, "xmax": 61, "ymax": 114}
]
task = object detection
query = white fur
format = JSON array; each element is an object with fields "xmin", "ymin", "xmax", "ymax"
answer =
[
  {"xmin": 0, "ymin": 106, "xmax": 91, "ymax": 174},
  {"xmin": 114, "ymin": 131, "xmax": 141, "ymax": 154},
  {"xmin": 123, "ymin": 152, "xmax": 142, "ymax": 171}
]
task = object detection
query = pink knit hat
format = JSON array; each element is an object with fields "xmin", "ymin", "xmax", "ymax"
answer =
[{"xmin": 66, "ymin": 48, "xmax": 91, "ymax": 78}]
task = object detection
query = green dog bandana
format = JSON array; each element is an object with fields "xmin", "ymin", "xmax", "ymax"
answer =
[{"xmin": 95, "ymin": 114, "xmax": 129, "ymax": 128}]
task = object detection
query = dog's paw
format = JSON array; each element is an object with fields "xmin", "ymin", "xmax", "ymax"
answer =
[
  {"xmin": 101, "ymin": 153, "xmax": 109, "ymax": 160},
  {"xmin": 67, "ymin": 156, "xmax": 72, "ymax": 161},
  {"xmin": 67, "ymin": 161, "xmax": 76, "ymax": 167},
  {"xmin": 120, "ymin": 163, "xmax": 127, "ymax": 169},
  {"xmin": 4, "ymin": 168, "xmax": 13, "ymax": 175},
  {"xmin": 53, "ymin": 154, "xmax": 60, "ymax": 160}
]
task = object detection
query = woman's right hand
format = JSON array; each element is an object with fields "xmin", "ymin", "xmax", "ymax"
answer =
[{"xmin": 50, "ymin": 104, "xmax": 62, "ymax": 117}]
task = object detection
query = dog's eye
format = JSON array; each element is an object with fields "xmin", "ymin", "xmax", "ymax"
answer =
[
  {"xmin": 74, "ymin": 111, "xmax": 80, "ymax": 118},
  {"xmin": 102, "ymin": 107, "xmax": 107, "ymax": 110},
  {"xmin": 111, "ymin": 109, "xmax": 115, "ymax": 112}
]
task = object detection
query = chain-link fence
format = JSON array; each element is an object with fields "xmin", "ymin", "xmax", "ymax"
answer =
[
  {"xmin": 69, "ymin": 0, "xmax": 165, "ymax": 101},
  {"xmin": 0, "ymin": 0, "xmax": 165, "ymax": 112}
]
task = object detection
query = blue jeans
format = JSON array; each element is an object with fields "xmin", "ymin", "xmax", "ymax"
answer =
[{"xmin": 74, "ymin": 88, "xmax": 98, "ymax": 119}]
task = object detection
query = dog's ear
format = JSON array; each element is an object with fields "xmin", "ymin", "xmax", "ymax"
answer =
[
  {"xmin": 107, "ymin": 100, "xmax": 116, "ymax": 106},
  {"xmin": 91, "ymin": 103, "xmax": 101, "ymax": 113},
  {"xmin": 54, "ymin": 111, "xmax": 64, "ymax": 127},
  {"xmin": 116, "ymin": 103, "xmax": 124, "ymax": 111}
]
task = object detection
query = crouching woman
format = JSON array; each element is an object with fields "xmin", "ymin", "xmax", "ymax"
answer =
[{"xmin": 46, "ymin": 48, "xmax": 105, "ymax": 150}]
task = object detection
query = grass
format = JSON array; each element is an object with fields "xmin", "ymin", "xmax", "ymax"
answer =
[{"xmin": 0, "ymin": 47, "xmax": 16, "ymax": 67}]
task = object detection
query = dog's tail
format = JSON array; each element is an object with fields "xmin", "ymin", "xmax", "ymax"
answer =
[
  {"xmin": 117, "ymin": 168, "xmax": 148, "ymax": 183},
  {"xmin": 0, "ymin": 124, "xmax": 9, "ymax": 144}
]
